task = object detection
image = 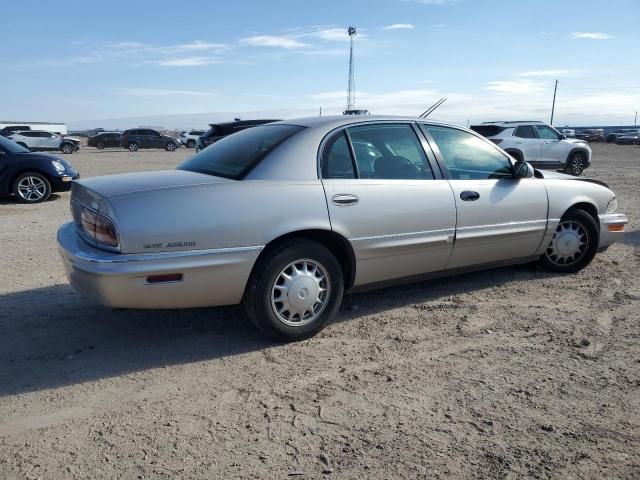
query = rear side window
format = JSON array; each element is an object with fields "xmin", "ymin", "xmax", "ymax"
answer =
[
  {"xmin": 322, "ymin": 132, "xmax": 355, "ymax": 179},
  {"xmin": 425, "ymin": 126, "xmax": 513, "ymax": 180},
  {"xmin": 514, "ymin": 126, "xmax": 536, "ymax": 138},
  {"xmin": 469, "ymin": 125, "xmax": 507, "ymax": 137},
  {"xmin": 347, "ymin": 124, "xmax": 433, "ymax": 180},
  {"xmin": 178, "ymin": 124, "xmax": 304, "ymax": 179}
]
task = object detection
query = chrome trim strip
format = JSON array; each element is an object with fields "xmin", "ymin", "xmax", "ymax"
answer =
[
  {"xmin": 456, "ymin": 219, "xmax": 548, "ymax": 235},
  {"xmin": 351, "ymin": 228, "xmax": 455, "ymax": 243}
]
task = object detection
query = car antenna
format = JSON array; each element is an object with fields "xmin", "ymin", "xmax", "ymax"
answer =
[{"xmin": 419, "ymin": 97, "xmax": 447, "ymax": 118}]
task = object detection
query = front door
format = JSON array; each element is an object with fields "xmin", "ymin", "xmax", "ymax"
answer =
[
  {"xmin": 536, "ymin": 125, "xmax": 566, "ymax": 167},
  {"xmin": 422, "ymin": 124, "xmax": 548, "ymax": 270},
  {"xmin": 321, "ymin": 122, "xmax": 457, "ymax": 286}
]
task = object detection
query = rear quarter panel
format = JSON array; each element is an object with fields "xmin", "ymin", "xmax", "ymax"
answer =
[{"xmin": 106, "ymin": 180, "xmax": 331, "ymax": 254}]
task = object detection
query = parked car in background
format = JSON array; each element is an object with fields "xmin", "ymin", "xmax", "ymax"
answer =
[
  {"xmin": 0, "ymin": 136, "xmax": 79, "ymax": 203},
  {"xmin": 615, "ymin": 130, "xmax": 640, "ymax": 145},
  {"xmin": 0, "ymin": 125, "xmax": 31, "ymax": 137},
  {"xmin": 120, "ymin": 129, "xmax": 180, "ymax": 152},
  {"xmin": 179, "ymin": 130, "xmax": 205, "ymax": 148},
  {"xmin": 607, "ymin": 129, "xmax": 638, "ymax": 143},
  {"xmin": 575, "ymin": 129, "xmax": 606, "ymax": 143},
  {"xmin": 87, "ymin": 132, "xmax": 122, "ymax": 149},
  {"xmin": 195, "ymin": 119, "xmax": 280, "ymax": 152},
  {"xmin": 57, "ymin": 116, "xmax": 627, "ymax": 341},
  {"xmin": 7, "ymin": 130, "xmax": 81, "ymax": 154},
  {"xmin": 470, "ymin": 121, "xmax": 591, "ymax": 176},
  {"xmin": 559, "ymin": 128, "xmax": 575, "ymax": 137}
]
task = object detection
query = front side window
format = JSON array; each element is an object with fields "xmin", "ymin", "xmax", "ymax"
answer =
[
  {"xmin": 514, "ymin": 126, "xmax": 536, "ymax": 138},
  {"xmin": 347, "ymin": 124, "xmax": 433, "ymax": 180},
  {"xmin": 536, "ymin": 125, "xmax": 560, "ymax": 140},
  {"xmin": 425, "ymin": 126, "xmax": 513, "ymax": 180},
  {"xmin": 178, "ymin": 124, "xmax": 304, "ymax": 179}
]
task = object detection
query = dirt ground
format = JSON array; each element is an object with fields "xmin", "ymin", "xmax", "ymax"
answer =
[{"xmin": 1, "ymin": 143, "xmax": 639, "ymax": 479}]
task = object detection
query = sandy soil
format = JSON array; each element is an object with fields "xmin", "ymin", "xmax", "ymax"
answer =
[{"xmin": 1, "ymin": 144, "xmax": 639, "ymax": 479}]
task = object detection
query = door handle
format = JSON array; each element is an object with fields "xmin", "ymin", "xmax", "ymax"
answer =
[
  {"xmin": 460, "ymin": 191, "xmax": 480, "ymax": 202},
  {"xmin": 332, "ymin": 194, "xmax": 359, "ymax": 206}
]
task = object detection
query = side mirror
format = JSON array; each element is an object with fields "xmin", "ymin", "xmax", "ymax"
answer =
[{"xmin": 513, "ymin": 161, "xmax": 534, "ymax": 179}]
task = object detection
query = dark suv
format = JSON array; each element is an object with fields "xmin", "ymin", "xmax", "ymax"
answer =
[
  {"xmin": 120, "ymin": 129, "xmax": 180, "ymax": 152},
  {"xmin": 195, "ymin": 119, "xmax": 279, "ymax": 152},
  {"xmin": 88, "ymin": 132, "xmax": 122, "ymax": 149}
]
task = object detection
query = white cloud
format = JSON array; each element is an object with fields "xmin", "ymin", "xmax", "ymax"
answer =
[
  {"xmin": 241, "ymin": 35, "xmax": 309, "ymax": 49},
  {"xmin": 112, "ymin": 88, "xmax": 217, "ymax": 97},
  {"xmin": 484, "ymin": 80, "xmax": 546, "ymax": 95},
  {"xmin": 518, "ymin": 69, "xmax": 571, "ymax": 77},
  {"xmin": 572, "ymin": 32, "xmax": 613, "ymax": 40},
  {"xmin": 383, "ymin": 23, "xmax": 415, "ymax": 30},
  {"xmin": 152, "ymin": 57, "xmax": 222, "ymax": 67},
  {"xmin": 173, "ymin": 41, "xmax": 227, "ymax": 51},
  {"xmin": 411, "ymin": 0, "xmax": 458, "ymax": 4},
  {"xmin": 307, "ymin": 28, "xmax": 352, "ymax": 41}
]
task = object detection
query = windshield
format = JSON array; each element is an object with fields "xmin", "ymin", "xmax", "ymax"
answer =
[
  {"xmin": 0, "ymin": 135, "xmax": 29, "ymax": 154},
  {"xmin": 178, "ymin": 124, "xmax": 304, "ymax": 179}
]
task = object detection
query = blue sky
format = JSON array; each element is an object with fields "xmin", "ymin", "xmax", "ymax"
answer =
[{"xmin": 1, "ymin": 0, "xmax": 639, "ymax": 128}]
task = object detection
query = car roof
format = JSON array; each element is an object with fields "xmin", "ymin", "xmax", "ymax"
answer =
[
  {"xmin": 477, "ymin": 120, "xmax": 545, "ymax": 126},
  {"xmin": 268, "ymin": 115, "xmax": 454, "ymax": 131}
]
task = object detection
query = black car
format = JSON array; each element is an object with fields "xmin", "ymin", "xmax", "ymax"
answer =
[
  {"xmin": 195, "ymin": 119, "xmax": 280, "ymax": 152},
  {"xmin": 615, "ymin": 131, "xmax": 640, "ymax": 145},
  {"xmin": 0, "ymin": 125, "xmax": 31, "ymax": 137},
  {"xmin": 606, "ymin": 129, "xmax": 638, "ymax": 143},
  {"xmin": 120, "ymin": 129, "xmax": 180, "ymax": 152},
  {"xmin": 87, "ymin": 132, "xmax": 122, "ymax": 149},
  {"xmin": 0, "ymin": 136, "xmax": 79, "ymax": 203}
]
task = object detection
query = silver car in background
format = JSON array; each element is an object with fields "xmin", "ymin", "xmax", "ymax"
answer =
[{"xmin": 57, "ymin": 116, "xmax": 628, "ymax": 341}]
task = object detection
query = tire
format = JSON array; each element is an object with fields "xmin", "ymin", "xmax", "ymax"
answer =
[
  {"xmin": 186, "ymin": 139, "xmax": 196, "ymax": 148},
  {"xmin": 12, "ymin": 171, "xmax": 52, "ymax": 203},
  {"xmin": 565, "ymin": 151, "xmax": 586, "ymax": 176},
  {"xmin": 61, "ymin": 143, "xmax": 74, "ymax": 154},
  {"xmin": 538, "ymin": 209, "xmax": 598, "ymax": 273},
  {"xmin": 165, "ymin": 142, "xmax": 177, "ymax": 152},
  {"xmin": 97, "ymin": 142, "xmax": 105, "ymax": 150},
  {"xmin": 128, "ymin": 142, "xmax": 139, "ymax": 152},
  {"xmin": 243, "ymin": 239, "xmax": 344, "ymax": 341}
]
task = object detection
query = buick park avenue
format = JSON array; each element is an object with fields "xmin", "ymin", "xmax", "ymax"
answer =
[{"xmin": 57, "ymin": 116, "xmax": 628, "ymax": 341}]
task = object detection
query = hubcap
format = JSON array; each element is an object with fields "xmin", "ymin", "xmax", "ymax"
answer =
[
  {"xmin": 546, "ymin": 221, "xmax": 588, "ymax": 265},
  {"xmin": 17, "ymin": 176, "xmax": 47, "ymax": 201},
  {"xmin": 271, "ymin": 259, "xmax": 330, "ymax": 327}
]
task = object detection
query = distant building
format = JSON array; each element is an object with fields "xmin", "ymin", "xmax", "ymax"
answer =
[{"xmin": 0, "ymin": 121, "xmax": 67, "ymax": 135}]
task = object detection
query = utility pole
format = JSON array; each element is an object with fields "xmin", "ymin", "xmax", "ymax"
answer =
[
  {"xmin": 319, "ymin": 107, "xmax": 322, "ymax": 117},
  {"xmin": 635, "ymin": 111, "xmax": 637, "ymax": 127},
  {"xmin": 550, "ymin": 79, "xmax": 558, "ymax": 125}
]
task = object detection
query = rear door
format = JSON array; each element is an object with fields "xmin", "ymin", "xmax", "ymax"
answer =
[
  {"xmin": 422, "ymin": 124, "xmax": 548, "ymax": 270},
  {"xmin": 321, "ymin": 122, "xmax": 457, "ymax": 286},
  {"xmin": 512, "ymin": 125, "xmax": 542, "ymax": 164}
]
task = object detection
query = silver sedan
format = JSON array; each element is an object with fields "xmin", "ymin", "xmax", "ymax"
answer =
[{"xmin": 57, "ymin": 116, "xmax": 628, "ymax": 340}]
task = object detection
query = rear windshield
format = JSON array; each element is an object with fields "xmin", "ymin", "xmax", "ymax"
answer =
[
  {"xmin": 469, "ymin": 125, "xmax": 508, "ymax": 137},
  {"xmin": 178, "ymin": 124, "xmax": 304, "ymax": 179}
]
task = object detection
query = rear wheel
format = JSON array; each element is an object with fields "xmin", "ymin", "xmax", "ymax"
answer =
[
  {"xmin": 243, "ymin": 240, "xmax": 344, "ymax": 341},
  {"xmin": 538, "ymin": 209, "xmax": 598, "ymax": 273},
  {"xmin": 13, "ymin": 172, "xmax": 52, "ymax": 203},
  {"xmin": 128, "ymin": 142, "xmax": 139, "ymax": 152},
  {"xmin": 565, "ymin": 151, "xmax": 586, "ymax": 176},
  {"xmin": 97, "ymin": 142, "xmax": 105, "ymax": 149},
  {"xmin": 186, "ymin": 139, "xmax": 196, "ymax": 148}
]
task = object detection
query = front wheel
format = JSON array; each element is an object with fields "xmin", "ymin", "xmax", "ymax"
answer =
[
  {"xmin": 97, "ymin": 142, "xmax": 105, "ymax": 149},
  {"xmin": 165, "ymin": 142, "xmax": 177, "ymax": 151},
  {"xmin": 538, "ymin": 209, "xmax": 598, "ymax": 273},
  {"xmin": 61, "ymin": 143, "xmax": 74, "ymax": 154},
  {"xmin": 565, "ymin": 152, "xmax": 586, "ymax": 176},
  {"xmin": 243, "ymin": 240, "xmax": 344, "ymax": 341},
  {"xmin": 13, "ymin": 172, "xmax": 52, "ymax": 203},
  {"xmin": 186, "ymin": 139, "xmax": 196, "ymax": 148}
]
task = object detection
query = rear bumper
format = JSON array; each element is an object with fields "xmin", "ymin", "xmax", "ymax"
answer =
[
  {"xmin": 57, "ymin": 222, "xmax": 261, "ymax": 309},
  {"xmin": 598, "ymin": 213, "xmax": 629, "ymax": 251}
]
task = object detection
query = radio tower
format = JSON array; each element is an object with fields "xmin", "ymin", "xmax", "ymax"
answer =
[{"xmin": 346, "ymin": 26, "xmax": 357, "ymax": 112}]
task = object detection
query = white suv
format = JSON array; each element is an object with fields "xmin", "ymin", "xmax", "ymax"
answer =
[
  {"xmin": 8, "ymin": 130, "xmax": 81, "ymax": 154},
  {"xmin": 470, "ymin": 121, "xmax": 592, "ymax": 176},
  {"xmin": 179, "ymin": 130, "xmax": 205, "ymax": 148}
]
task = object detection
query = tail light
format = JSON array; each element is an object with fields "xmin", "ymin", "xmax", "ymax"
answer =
[
  {"xmin": 79, "ymin": 205, "xmax": 119, "ymax": 248},
  {"xmin": 489, "ymin": 139, "xmax": 503, "ymax": 145}
]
